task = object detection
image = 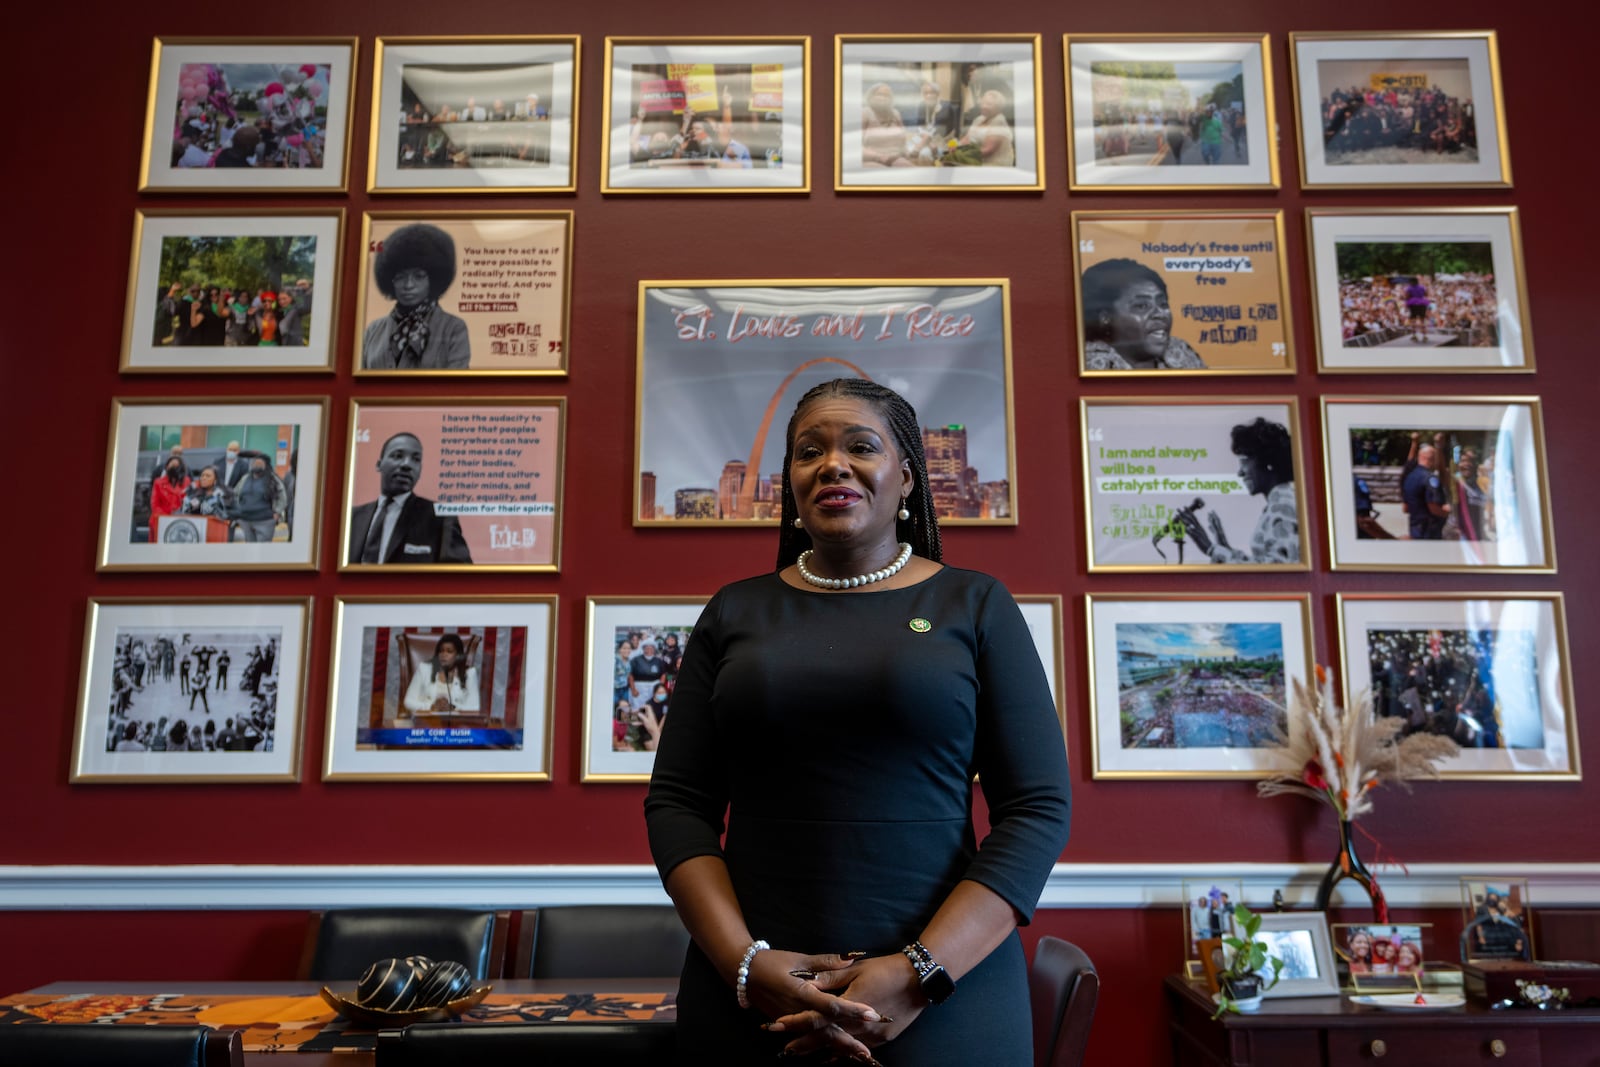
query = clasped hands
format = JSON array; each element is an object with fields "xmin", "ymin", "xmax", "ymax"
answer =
[{"xmin": 746, "ymin": 947, "xmax": 922, "ymax": 1062}]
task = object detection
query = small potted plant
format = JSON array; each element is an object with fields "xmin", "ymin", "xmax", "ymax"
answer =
[{"xmin": 1211, "ymin": 903, "xmax": 1284, "ymax": 1019}]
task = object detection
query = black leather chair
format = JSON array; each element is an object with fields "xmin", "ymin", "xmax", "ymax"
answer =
[
  {"xmin": 0, "ymin": 1024, "xmax": 242, "ymax": 1066},
  {"xmin": 298, "ymin": 907, "xmax": 509, "ymax": 981},
  {"xmin": 375, "ymin": 1020, "xmax": 674, "ymax": 1065},
  {"xmin": 1029, "ymin": 936, "xmax": 1100, "ymax": 1067},
  {"xmin": 512, "ymin": 905, "xmax": 690, "ymax": 979}
]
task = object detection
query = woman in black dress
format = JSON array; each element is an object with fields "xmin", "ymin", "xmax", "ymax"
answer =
[{"xmin": 645, "ymin": 378, "xmax": 1071, "ymax": 1064}]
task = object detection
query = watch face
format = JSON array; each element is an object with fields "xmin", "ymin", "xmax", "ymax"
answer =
[{"xmin": 921, "ymin": 964, "xmax": 956, "ymax": 1004}]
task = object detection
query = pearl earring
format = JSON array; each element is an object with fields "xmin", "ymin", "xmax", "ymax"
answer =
[
  {"xmin": 897, "ymin": 503, "xmax": 911, "ymax": 521},
  {"xmin": 793, "ymin": 516, "xmax": 804, "ymax": 529}
]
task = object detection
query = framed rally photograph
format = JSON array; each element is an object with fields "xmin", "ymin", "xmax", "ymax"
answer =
[
  {"xmin": 324, "ymin": 597, "xmax": 555, "ymax": 781},
  {"xmin": 1460, "ymin": 877, "xmax": 1536, "ymax": 961},
  {"xmin": 138, "ymin": 37, "xmax": 357, "ymax": 192},
  {"xmin": 1080, "ymin": 397, "xmax": 1309, "ymax": 572},
  {"xmin": 339, "ymin": 397, "xmax": 566, "ymax": 573},
  {"xmin": 1290, "ymin": 31, "xmax": 1511, "ymax": 189},
  {"xmin": 636, "ymin": 280, "xmax": 1017, "ymax": 527},
  {"xmin": 1086, "ymin": 593, "xmax": 1314, "ymax": 779},
  {"xmin": 121, "ymin": 208, "xmax": 344, "ymax": 373},
  {"xmin": 97, "ymin": 397, "xmax": 327, "ymax": 572},
  {"xmin": 1063, "ymin": 33, "xmax": 1279, "ymax": 190},
  {"xmin": 1254, "ymin": 912, "xmax": 1340, "ymax": 999},
  {"xmin": 368, "ymin": 36, "xmax": 580, "ymax": 193},
  {"xmin": 1337, "ymin": 594, "xmax": 1578, "ymax": 780},
  {"xmin": 835, "ymin": 34, "xmax": 1044, "ymax": 191},
  {"xmin": 1333, "ymin": 922, "xmax": 1432, "ymax": 993},
  {"xmin": 580, "ymin": 596, "xmax": 707, "ymax": 783},
  {"xmin": 601, "ymin": 36, "xmax": 810, "ymax": 193},
  {"xmin": 354, "ymin": 211, "xmax": 572, "ymax": 376},
  {"xmin": 1322, "ymin": 396, "xmax": 1555, "ymax": 571},
  {"xmin": 71, "ymin": 598, "xmax": 310, "ymax": 784},
  {"xmin": 1071, "ymin": 210, "xmax": 1294, "ymax": 375},
  {"xmin": 1306, "ymin": 207, "xmax": 1533, "ymax": 373}
]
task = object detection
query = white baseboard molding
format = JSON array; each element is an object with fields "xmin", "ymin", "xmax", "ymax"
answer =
[{"xmin": 3, "ymin": 862, "xmax": 1597, "ymax": 911}]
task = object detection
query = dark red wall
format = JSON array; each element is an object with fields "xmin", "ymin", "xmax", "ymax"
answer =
[{"xmin": 5, "ymin": 4, "xmax": 1594, "ymax": 1065}]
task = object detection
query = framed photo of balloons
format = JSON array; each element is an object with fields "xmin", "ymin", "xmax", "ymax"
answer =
[{"xmin": 139, "ymin": 37, "xmax": 358, "ymax": 193}]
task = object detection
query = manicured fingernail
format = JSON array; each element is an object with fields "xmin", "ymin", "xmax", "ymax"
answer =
[
  {"xmin": 861, "ymin": 1009, "xmax": 882, "ymax": 1022},
  {"xmin": 789, "ymin": 969, "xmax": 817, "ymax": 980},
  {"xmin": 843, "ymin": 951, "xmax": 868, "ymax": 960},
  {"xmin": 765, "ymin": 1021, "xmax": 785, "ymax": 1032}
]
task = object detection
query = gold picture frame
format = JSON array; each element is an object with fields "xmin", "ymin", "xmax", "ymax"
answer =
[
  {"xmin": 339, "ymin": 396, "xmax": 567, "ymax": 573},
  {"xmin": 323, "ymin": 596, "xmax": 556, "ymax": 782},
  {"xmin": 1289, "ymin": 30, "xmax": 1511, "ymax": 190},
  {"xmin": 1321, "ymin": 396, "xmax": 1555, "ymax": 571},
  {"xmin": 601, "ymin": 36, "xmax": 810, "ymax": 193},
  {"xmin": 353, "ymin": 210, "xmax": 573, "ymax": 377},
  {"xmin": 1071, "ymin": 210, "xmax": 1295, "ymax": 376},
  {"xmin": 1015, "ymin": 595, "xmax": 1068, "ymax": 757},
  {"xmin": 834, "ymin": 34, "xmax": 1045, "ymax": 191},
  {"xmin": 1063, "ymin": 33, "xmax": 1279, "ymax": 191},
  {"xmin": 72, "ymin": 597, "xmax": 312, "ymax": 784},
  {"xmin": 368, "ymin": 36, "xmax": 581, "ymax": 194}
]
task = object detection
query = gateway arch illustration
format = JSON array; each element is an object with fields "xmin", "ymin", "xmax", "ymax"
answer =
[{"xmin": 733, "ymin": 357, "xmax": 872, "ymax": 520}]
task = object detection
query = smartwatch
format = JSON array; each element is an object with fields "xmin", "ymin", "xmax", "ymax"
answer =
[{"xmin": 902, "ymin": 940, "xmax": 956, "ymax": 1005}]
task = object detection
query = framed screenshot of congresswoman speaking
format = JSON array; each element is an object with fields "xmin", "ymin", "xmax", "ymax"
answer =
[{"xmin": 339, "ymin": 397, "xmax": 566, "ymax": 573}]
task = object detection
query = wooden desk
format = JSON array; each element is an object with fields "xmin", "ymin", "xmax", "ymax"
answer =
[
  {"xmin": 1166, "ymin": 974, "xmax": 1600, "ymax": 1067},
  {"xmin": 7, "ymin": 979, "xmax": 676, "ymax": 1067}
]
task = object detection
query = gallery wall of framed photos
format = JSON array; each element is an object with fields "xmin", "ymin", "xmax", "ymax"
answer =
[{"xmin": 4, "ymin": 2, "xmax": 1593, "ymax": 1057}]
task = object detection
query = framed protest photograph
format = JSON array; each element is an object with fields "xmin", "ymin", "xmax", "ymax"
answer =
[
  {"xmin": 1071, "ymin": 211, "xmax": 1293, "ymax": 375},
  {"xmin": 1080, "ymin": 397, "xmax": 1309, "ymax": 571},
  {"xmin": 1086, "ymin": 593, "xmax": 1313, "ymax": 779},
  {"xmin": 580, "ymin": 596, "xmax": 707, "ymax": 782},
  {"xmin": 1290, "ymin": 31, "xmax": 1511, "ymax": 189},
  {"xmin": 1307, "ymin": 207, "xmax": 1533, "ymax": 373},
  {"xmin": 354, "ymin": 211, "xmax": 572, "ymax": 375},
  {"xmin": 121, "ymin": 208, "xmax": 344, "ymax": 373},
  {"xmin": 1333, "ymin": 923, "xmax": 1431, "ymax": 992},
  {"xmin": 139, "ymin": 37, "xmax": 357, "ymax": 192},
  {"xmin": 835, "ymin": 34, "xmax": 1043, "ymax": 190},
  {"xmin": 71, "ymin": 598, "xmax": 310, "ymax": 784},
  {"xmin": 340, "ymin": 397, "xmax": 566, "ymax": 572},
  {"xmin": 1064, "ymin": 33, "xmax": 1278, "ymax": 190},
  {"xmin": 1016, "ymin": 595, "xmax": 1067, "ymax": 747},
  {"xmin": 97, "ymin": 397, "xmax": 327, "ymax": 572},
  {"xmin": 1337, "ymin": 593, "xmax": 1578, "ymax": 780},
  {"xmin": 1322, "ymin": 397, "xmax": 1555, "ymax": 571},
  {"xmin": 636, "ymin": 280, "xmax": 1017, "ymax": 527},
  {"xmin": 601, "ymin": 37, "xmax": 809, "ymax": 192},
  {"xmin": 1183, "ymin": 879, "xmax": 1242, "ymax": 978},
  {"xmin": 1460, "ymin": 877, "xmax": 1536, "ymax": 961},
  {"xmin": 324, "ymin": 597, "xmax": 555, "ymax": 781},
  {"xmin": 369, "ymin": 36, "xmax": 580, "ymax": 193},
  {"xmin": 1255, "ymin": 913, "xmax": 1341, "ymax": 999}
]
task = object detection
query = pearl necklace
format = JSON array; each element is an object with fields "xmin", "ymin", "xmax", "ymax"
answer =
[{"xmin": 796, "ymin": 542, "xmax": 913, "ymax": 590}]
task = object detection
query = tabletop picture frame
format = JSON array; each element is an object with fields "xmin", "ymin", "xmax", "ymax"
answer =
[
  {"xmin": 1290, "ymin": 30, "xmax": 1511, "ymax": 189},
  {"xmin": 121, "ymin": 208, "xmax": 345, "ymax": 374},
  {"xmin": 835, "ymin": 34, "xmax": 1044, "ymax": 190},
  {"xmin": 1071, "ymin": 210, "xmax": 1294, "ymax": 376},
  {"xmin": 601, "ymin": 36, "xmax": 810, "ymax": 193},
  {"xmin": 1086, "ymin": 593, "xmax": 1314, "ymax": 779},
  {"xmin": 340, "ymin": 397, "xmax": 566, "ymax": 573},
  {"xmin": 324, "ymin": 597, "xmax": 556, "ymax": 782},
  {"xmin": 1080, "ymin": 397, "xmax": 1309, "ymax": 572},
  {"xmin": 1322, "ymin": 396, "xmax": 1555, "ymax": 571},
  {"xmin": 1333, "ymin": 922, "xmax": 1432, "ymax": 992},
  {"xmin": 97, "ymin": 397, "xmax": 327, "ymax": 572},
  {"xmin": 580, "ymin": 596, "xmax": 708, "ymax": 783},
  {"xmin": 636, "ymin": 279, "xmax": 1017, "ymax": 527},
  {"xmin": 1337, "ymin": 593, "xmax": 1578, "ymax": 780},
  {"xmin": 1307, "ymin": 207, "xmax": 1533, "ymax": 373},
  {"xmin": 1460, "ymin": 877, "xmax": 1536, "ymax": 961},
  {"xmin": 369, "ymin": 36, "xmax": 580, "ymax": 193},
  {"xmin": 1064, "ymin": 33, "xmax": 1278, "ymax": 190},
  {"xmin": 354, "ymin": 211, "xmax": 573, "ymax": 376},
  {"xmin": 72, "ymin": 597, "xmax": 310, "ymax": 784},
  {"xmin": 139, "ymin": 36, "xmax": 357, "ymax": 192},
  {"xmin": 1253, "ymin": 912, "xmax": 1341, "ymax": 999},
  {"xmin": 1183, "ymin": 879, "xmax": 1243, "ymax": 979}
]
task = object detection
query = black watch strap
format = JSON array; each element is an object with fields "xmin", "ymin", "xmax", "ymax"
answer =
[{"xmin": 902, "ymin": 940, "xmax": 956, "ymax": 1004}]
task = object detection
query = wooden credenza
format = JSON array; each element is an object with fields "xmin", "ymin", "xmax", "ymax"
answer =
[{"xmin": 1165, "ymin": 974, "xmax": 1600, "ymax": 1066}]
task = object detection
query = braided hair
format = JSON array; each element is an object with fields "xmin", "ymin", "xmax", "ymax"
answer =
[{"xmin": 774, "ymin": 377, "xmax": 943, "ymax": 570}]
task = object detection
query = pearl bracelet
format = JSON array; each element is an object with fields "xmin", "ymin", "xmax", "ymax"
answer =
[{"xmin": 734, "ymin": 939, "xmax": 770, "ymax": 1010}]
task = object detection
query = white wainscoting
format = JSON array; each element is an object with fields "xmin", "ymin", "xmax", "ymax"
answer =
[{"xmin": 2, "ymin": 863, "xmax": 1597, "ymax": 910}]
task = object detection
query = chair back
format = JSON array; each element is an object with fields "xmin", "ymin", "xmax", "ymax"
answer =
[
  {"xmin": 299, "ymin": 907, "xmax": 508, "ymax": 981},
  {"xmin": 514, "ymin": 905, "xmax": 689, "ymax": 979},
  {"xmin": 0, "ymin": 1024, "xmax": 242, "ymax": 1067},
  {"xmin": 375, "ymin": 1020, "xmax": 674, "ymax": 1066},
  {"xmin": 1029, "ymin": 936, "xmax": 1100, "ymax": 1067}
]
